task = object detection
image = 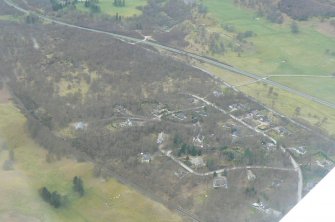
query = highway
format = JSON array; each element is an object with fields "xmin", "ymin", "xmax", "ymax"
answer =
[{"xmin": 4, "ymin": 0, "xmax": 335, "ymax": 110}]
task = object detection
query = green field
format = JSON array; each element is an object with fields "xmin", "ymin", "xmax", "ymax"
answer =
[
  {"xmin": 201, "ymin": 0, "xmax": 335, "ymax": 104},
  {"xmin": 0, "ymin": 14, "xmax": 21, "ymax": 22},
  {"xmin": 77, "ymin": 0, "xmax": 147, "ymax": 17},
  {"xmin": 201, "ymin": 63, "xmax": 335, "ymax": 136},
  {"xmin": 0, "ymin": 101, "xmax": 182, "ymax": 222}
]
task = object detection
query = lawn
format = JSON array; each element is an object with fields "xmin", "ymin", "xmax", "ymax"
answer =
[
  {"xmin": 77, "ymin": 0, "xmax": 147, "ymax": 17},
  {"xmin": 200, "ymin": 0, "xmax": 335, "ymax": 104},
  {"xmin": 0, "ymin": 101, "xmax": 182, "ymax": 222}
]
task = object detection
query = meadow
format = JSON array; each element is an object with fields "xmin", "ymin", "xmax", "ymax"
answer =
[
  {"xmin": 77, "ymin": 0, "xmax": 147, "ymax": 17},
  {"xmin": 201, "ymin": 0, "xmax": 335, "ymax": 104},
  {"xmin": 0, "ymin": 100, "xmax": 182, "ymax": 222},
  {"xmin": 201, "ymin": 63, "xmax": 335, "ymax": 136}
]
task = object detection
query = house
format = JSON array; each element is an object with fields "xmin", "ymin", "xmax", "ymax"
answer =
[
  {"xmin": 229, "ymin": 103, "xmax": 247, "ymax": 112},
  {"xmin": 190, "ymin": 156, "xmax": 205, "ymax": 168},
  {"xmin": 213, "ymin": 90, "xmax": 223, "ymax": 97},
  {"xmin": 73, "ymin": 122, "xmax": 88, "ymax": 130},
  {"xmin": 119, "ymin": 119, "xmax": 133, "ymax": 128},
  {"xmin": 174, "ymin": 112, "xmax": 187, "ymax": 121},
  {"xmin": 247, "ymin": 170, "xmax": 256, "ymax": 181},
  {"xmin": 252, "ymin": 202, "xmax": 265, "ymax": 210},
  {"xmin": 273, "ymin": 126, "xmax": 290, "ymax": 136},
  {"xmin": 157, "ymin": 132, "xmax": 165, "ymax": 144},
  {"xmin": 140, "ymin": 153, "xmax": 152, "ymax": 163},
  {"xmin": 193, "ymin": 135, "xmax": 204, "ymax": 148},
  {"xmin": 213, "ymin": 176, "xmax": 228, "ymax": 188},
  {"xmin": 265, "ymin": 142, "xmax": 276, "ymax": 151}
]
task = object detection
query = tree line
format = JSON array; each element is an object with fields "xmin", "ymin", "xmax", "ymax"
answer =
[{"xmin": 39, "ymin": 176, "xmax": 85, "ymax": 208}]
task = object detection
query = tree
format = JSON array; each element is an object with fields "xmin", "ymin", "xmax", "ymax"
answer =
[
  {"xmin": 39, "ymin": 187, "xmax": 62, "ymax": 208},
  {"xmin": 244, "ymin": 148, "xmax": 253, "ymax": 165},
  {"xmin": 73, "ymin": 176, "xmax": 85, "ymax": 196},
  {"xmin": 294, "ymin": 106, "xmax": 301, "ymax": 116},
  {"xmin": 291, "ymin": 21, "xmax": 299, "ymax": 34},
  {"xmin": 268, "ymin": 86, "xmax": 273, "ymax": 95},
  {"xmin": 206, "ymin": 158, "xmax": 216, "ymax": 171},
  {"xmin": 115, "ymin": 13, "xmax": 122, "ymax": 22},
  {"xmin": 198, "ymin": 3, "xmax": 208, "ymax": 15},
  {"xmin": 50, "ymin": 191, "xmax": 62, "ymax": 208},
  {"xmin": 40, "ymin": 187, "xmax": 51, "ymax": 202},
  {"xmin": 9, "ymin": 149, "xmax": 14, "ymax": 161},
  {"xmin": 114, "ymin": 0, "xmax": 125, "ymax": 7},
  {"xmin": 2, "ymin": 159, "xmax": 13, "ymax": 171}
]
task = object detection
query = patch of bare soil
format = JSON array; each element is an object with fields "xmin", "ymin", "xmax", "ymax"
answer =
[
  {"xmin": 0, "ymin": 87, "xmax": 11, "ymax": 103},
  {"xmin": 316, "ymin": 22, "xmax": 335, "ymax": 37}
]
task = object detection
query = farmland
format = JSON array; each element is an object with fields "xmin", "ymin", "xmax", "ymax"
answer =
[{"xmin": 196, "ymin": 0, "xmax": 335, "ymax": 104}]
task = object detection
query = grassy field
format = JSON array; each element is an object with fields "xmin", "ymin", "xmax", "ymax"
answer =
[
  {"xmin": 200, "ymin": 63, "xmax": 335, "ymax": 136},
  {"xmin": 0, "ymin": 100, "xmax": 182, "ymax": 222},
  {"xmin": 77, "ymin": 0, "xmax": 147, "ymax": 17},
  {"xmin": 200, "ymin": 0, "xmax": 335, "ymax": 104},
  {"xmin": 0, "ymin": 14, "xmax": 21, "ymax": 22}
]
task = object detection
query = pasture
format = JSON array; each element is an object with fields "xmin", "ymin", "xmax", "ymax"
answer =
[
  {"xmin": 201, "ymin": 0, "xmax": 335, "ymax": 104},
  {"xmin": 77, "ymin": 0, "xmax": 147, "ymax": 17}
]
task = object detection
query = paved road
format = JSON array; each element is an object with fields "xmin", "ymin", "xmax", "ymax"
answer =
[
  {"xmin": 4, "ymin": 0, "xmax": 304, "ymax": 202},
  {"xmin": 4, "ymin": 0, "xmax": 335, "ymax": 110},
  {"xmin": 159, "ymin": 143, "xmax": 295, "ymax": 177},
  {"xmin": 187, "ymin": 94, "xmax": 303, "ymax": 202}
]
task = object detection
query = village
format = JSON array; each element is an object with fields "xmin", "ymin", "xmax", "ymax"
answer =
[{"xmin": 65, "ymin": 88, "xmax": 334, "ymax": 219}]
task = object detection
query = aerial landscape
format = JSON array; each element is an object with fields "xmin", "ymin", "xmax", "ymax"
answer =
[{"xmin": 0, "ymin": 0, "xmax": 334, "ymax": 221}]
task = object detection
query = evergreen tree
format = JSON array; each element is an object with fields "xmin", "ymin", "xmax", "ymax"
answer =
[
  {"xmin": 73, "ymin": 176, "xmax": 85, "ymax": 197},
  {"xmin": 50, "ymin": 191, "xmax": 61, "ymax": 208},
  {"xmin": 40, "ymin": 187, "xmax": 51, "ymax": 203},
  {"xmin": 291, "ymin": 21, "xmax": 299, "ymax": 34}
]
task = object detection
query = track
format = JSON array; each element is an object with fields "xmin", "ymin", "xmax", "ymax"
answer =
[{"xmin": 4, "ymin": 0, "xmax": 335, "ymax": 110}]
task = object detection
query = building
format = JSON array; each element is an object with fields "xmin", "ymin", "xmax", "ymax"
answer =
[
  {"xmin": 73, "ymin": 122, "xmax": 88, "ymax": 130},
  {"xmin": 213, "ymin": 176, "xmax": 228, "ymax": 189},
  {"xmin": 157, "ymin": 132, "xmax": 164, "ymax": 144},
  {"xmin": 192, "ymin": 135, "xmax": 204, "ymax": 148},
  {"xmin": 140, "ymin": 153, "xmax": 152, "ymax": 163},
  {"xmin": 190, "ymin": 156, "xmax": 205, "ymax": 168}
]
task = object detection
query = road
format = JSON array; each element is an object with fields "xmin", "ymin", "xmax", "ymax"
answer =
[
  {"xmin": 4, "ymin": 0, "xmax": 304, "ymax": 202},
  {"xmin": 186, "ymin": 94, "xmax": 303, "ymax": 203},
  {"xmin": 3, "ymin": 0, "xmax": 335, "ymax": 110},
  {"xmin": 159, "ymin": 143, "xmax": 295, "ymax": 177}
]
